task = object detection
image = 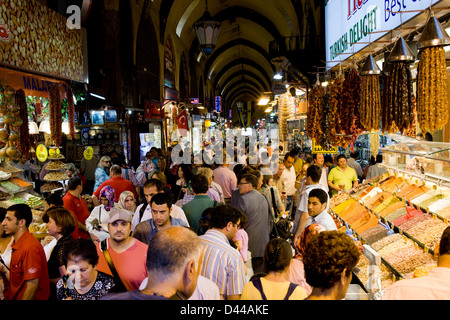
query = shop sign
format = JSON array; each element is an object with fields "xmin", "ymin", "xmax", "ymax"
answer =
[
  {"xmin": 237, "ymin": 101, "xmax": 252, "ymax": 128},
  {"xmin": 0, "ymin": 68, "xmax": 68, "ymax": 99},
  {"xmin": 144, "ymin": 100, "xmax": 164, "ymax": 119},
  {"xmin": 36, "ymin": 144, "xmax": 48, "ymax": 162},
  {"xmin": 325, "ymin": 0, "xmax": 442, "ymax": 69},
  {"xmin": 312, "ymin": 139, "xmax": 338, "ymax": 154},
  {"xmin": 215, "ymin": 96, "xmax": 222, "ymax": 112}
]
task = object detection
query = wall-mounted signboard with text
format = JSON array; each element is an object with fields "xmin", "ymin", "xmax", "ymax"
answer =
[{"xmin": 325, "ymin": 0, "xmax": 443, "ymax": 69}]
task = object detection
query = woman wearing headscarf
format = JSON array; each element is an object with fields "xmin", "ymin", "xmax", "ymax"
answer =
[
  {"xmin": 85, "ymin": 185, "xmax": 116, "ymax": 243},
  {"xmin": 93, "ymin": 156, "xmax": 111, "ymax": 191},
  {"xmin": 287, "ymin": 223, "xmax": 325, "ymax": 295},
  {"xmin": 114, "ymin": 191, "xmax": 137, "ymax": 216}
]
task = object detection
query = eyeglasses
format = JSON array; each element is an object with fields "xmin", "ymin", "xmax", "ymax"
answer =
[{"xmin": 103, "ymin": 161, "xmax": 110, "ymax": 163}]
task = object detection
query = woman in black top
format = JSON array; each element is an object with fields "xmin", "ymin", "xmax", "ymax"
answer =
[{"xmin": 43, "ymin": 207, "xmax": 77, "ymax": 300}]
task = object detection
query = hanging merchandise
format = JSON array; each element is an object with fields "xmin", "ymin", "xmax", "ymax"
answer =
[
  {"xmin": 337, "ymin": 65, "xmax": 363, "ymax": 143},
  {"xmin": 15, "ymin": 89, "xmax": 30, "ymax": 157},
  {"xmin": 382, "ymin": 38, "xmax": 415, "ymax": 134},
  {"xmin": 327, "ymin": 74, "xmax": 344, "ymax": 147},
  {"xmin": 0, "ymin": 86, "xmax": 23, "ymax": 160},
  {"xmin": 416, "ymin": 45, "xmax": 449, "ymax": 133},
  {"xmin": 67, "ymin": 86, "xmax": 76, "ymax": 139},
  {"xmin": 359, "ymin": 55, "xmax": 382, "ymax": 133},
  {"xmin": 306, "ymin": 82, "xmax": 325, "ymax": 144},
  {"xmin": 48, "ymin": 83, "xmax": 63, "ymax": 147}
]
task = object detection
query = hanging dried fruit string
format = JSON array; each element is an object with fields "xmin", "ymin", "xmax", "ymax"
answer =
[
  {"xmin": 67, "ymin": 86, "xmax": 76, "ymax": 139},
  {"xmin": 15, "ymin": 89, "xmax": 30, "ymax": 156},
  {"xmin": 328, "ymin": 74, "xmax": 345, "ymax": 146},
  {"xmin": 337, "ymin": 66, "xmax": 363, "ymax": 144},
  {"xmin": 381, "ymin": 61, "xmax": 414, "ymax": 134},
  {"xmin": 48, "ymin": 83, "xmax": 62, "ymax": 147},
  {"xmin": 360, "ymin": 74, "xmax": 381, "ymax": 132},
  {"xmin": 306, "ymin": 82, "xmax": 324, "ymax": 143},
  {"xmin": 417, "ymin": 46, "xmax": 448, "ymax": 133}
]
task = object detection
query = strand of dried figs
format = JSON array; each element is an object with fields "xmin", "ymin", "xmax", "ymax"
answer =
[
  {"xmin": 15, "ymin": 89, "xmax": 30, "ymax": 157},
  {"xmin": 67, "ymin": 86, "xmax": 76, "ymax": 139},
  {"xmin": 48, "ymin": 83, "xmax": 62, "ymax": 147}
]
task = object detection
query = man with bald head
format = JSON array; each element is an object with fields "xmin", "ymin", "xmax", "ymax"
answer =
[{"xmin": 102, "ymin": 226, "xmax": 203, "ymax": 300}]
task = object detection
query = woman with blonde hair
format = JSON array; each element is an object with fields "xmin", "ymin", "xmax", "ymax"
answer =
[{"xmin": 94, "ymin": 156, "xmax": 111, "ymax": 191}]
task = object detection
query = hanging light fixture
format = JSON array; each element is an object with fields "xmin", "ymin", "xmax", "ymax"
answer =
[
  {"xmin": 193, "ymin": 0, "xmax": 221, "ymax": 55},
  {"xmin": 417, "ymin": 11, "xmax": 450, "ymax": 49},
  {"xmin": 360, "ymin": 54, "xmax": 381, "ymax": 76},
  {"xmin": 388, "ymin": 37, "xmax": 415, "ymax": 62}
]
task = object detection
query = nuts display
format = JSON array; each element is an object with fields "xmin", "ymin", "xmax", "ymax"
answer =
[
  {"xmin": 0, "ymin": 0, "xmax": 84, "ymax": 81},
  {"xmin": 46, "ymin": 161, "xmax": 66, "ymax": 170},
  {"xmin": 44, "ymin": 171, "xmax": 69, "ymax": 181},
  {"xmin": 41, "ymin": 181, "xmax": 64, "ymax": 192}
]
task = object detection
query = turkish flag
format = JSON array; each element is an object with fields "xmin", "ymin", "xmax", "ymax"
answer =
[{"xmin": 176, "ymin": 109, "xmax": 189, "ymax": 136}]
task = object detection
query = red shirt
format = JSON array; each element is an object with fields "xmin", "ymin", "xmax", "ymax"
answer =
[
  {"xmin": 8, "ymin": 231, "xmax": 50, "ymax": 300},
  {"xmin": 93, "ymin": 176, "xmax": 138, "ymax": 202},
  {"xmin": 63, "ymin": 191, "xmax": 90, "ymax": 239}
]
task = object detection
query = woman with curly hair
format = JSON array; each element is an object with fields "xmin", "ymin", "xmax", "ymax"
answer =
[{"xmin": 302, "ymin": 231, "xmax": 360, "ymax": 300}]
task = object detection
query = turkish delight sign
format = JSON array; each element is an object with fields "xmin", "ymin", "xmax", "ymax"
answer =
[{"xmin": 325, "ymin": 0, "xmax": 443, "ymax": 69}]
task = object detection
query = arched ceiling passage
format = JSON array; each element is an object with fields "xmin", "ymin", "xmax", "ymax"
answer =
[
  {"xmin": 160, "ymin": 0, "xmax": 306, "ymax": 104},
  {"xmin": 222, "ymin": 78, "xmax": 263, "ymax": 100},
  {"xmin": 229, "ymin": 89, "xmax": 259, "ymax": 105},
  {"xmin": 219, "ymin": 70, "xmax": 268, "ymax": 95},
  {"xmin": 224, "ymin": 81, "xmax": 262, "ymax": 102}
]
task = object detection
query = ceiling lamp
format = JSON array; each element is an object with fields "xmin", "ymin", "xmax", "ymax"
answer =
[
  {"xmin": 38, "ymin": 118, "xmax": 50, "ymax": 134},
  {"xmin": 417, "ymin": 12, "xmax": 450, "ymax": 49},
  {"xmin": 28, "ymin": 121, "xmax": 39, "ymax": 135},
  {"xmin": 193, "ymin": 0, "xmax": 221, "ymax": 55},
  {"xmin": 388, "ymin": 37, "xmax": 415, "ymax": 62},
  {"xmin": 258, "ymin": 96, "xmax": 270, "ymax": 106},
  {"xmin": 360, "ymin": 54, "xmax": 381, "ymax": 76}
]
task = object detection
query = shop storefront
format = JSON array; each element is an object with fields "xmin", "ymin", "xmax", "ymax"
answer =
[{"xmin": 321, "ymin": 0, "xmax": 450, "ymax": 299}]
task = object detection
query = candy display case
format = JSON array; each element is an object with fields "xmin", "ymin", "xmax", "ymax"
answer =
[
  {"xmin": 329, "ymin": 170, "xmax": 450, "ymax": 297},
  {"xmin": 380, "ymin": 140, "xmax": 450, "ymax": 182}
]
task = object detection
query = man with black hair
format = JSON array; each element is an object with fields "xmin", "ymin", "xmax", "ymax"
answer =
[
  {"xmin": 1, "ymin": 204, "xmax": 50, "ymax": 300},
  {"xmin": 366, "ymin": 154, "xmax": 388, "ymax": 180},
  {"xmin": 382, "ymin": 226, "xmax": 450, "ymax": 300},
  {"xmin": 305, "ymin": 188, "xmax": 337, "ymax": 231},
  {"xmin": 233, "ymin": 173, "xmax": 272, "ymax": 274},
  {"xmin": 63, "ymin": 177, "xmax": 90, "ymax": 239},
  {"xmin": 347, "ymin": 151, "xmax": 363, "ymax": 180},
  {"xmin": 292, "ymin": 165, "xmax": 330, "ymax": 241},
  {"xmin": 328, "ymin": 154, "xmax": 358, "ymax": 196},
  {"xmin": 313, "ymin": 153, "xmax": 329, "ymax": 192},
  {"xmin": 131, "ymin": 179, "xmax": 188, "ymax": 231},
  {"xmin": 132, "ymin": 193, "xmax": 188, "ymax": 245},
  {"xmin": 200, "ymin": 205, "xmax": 247, "ymax": 300},
  {"xmin": 182, "ymin": 174, "xmax": 218, "ymax": 234}
]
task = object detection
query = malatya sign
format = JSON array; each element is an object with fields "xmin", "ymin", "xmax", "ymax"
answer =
[{"xmin": 325, "ymin": 0, "xmax": 443, "ymax": 69}]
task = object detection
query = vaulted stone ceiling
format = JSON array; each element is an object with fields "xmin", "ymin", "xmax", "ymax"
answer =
[{"xmin": 161, "ymin": 0, "xmax": 325, "ymax": 106}]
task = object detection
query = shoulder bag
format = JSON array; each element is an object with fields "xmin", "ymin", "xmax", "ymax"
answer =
[
  {"xmin": 269, "ymin": 187, "xmax": 292, "ymax": 240},
  {"xmin": 101, "ymin": 240, "xmax": 127, "ymax": 292}
]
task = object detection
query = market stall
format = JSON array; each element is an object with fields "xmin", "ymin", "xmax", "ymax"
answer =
[{"xmin": 328, "ymin": 140, "xmax": 450, "ymax": 298}]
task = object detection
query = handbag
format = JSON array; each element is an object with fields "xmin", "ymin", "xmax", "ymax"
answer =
[
  {"xmin": 101, "ymin": 240, "xmax": 127, "ymax": 292},
  {"xmin": 269, "ymin": 187, "xmax": 292, "ymax": 240}
]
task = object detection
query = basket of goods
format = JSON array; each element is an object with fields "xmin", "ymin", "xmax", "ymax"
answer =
[
  {"xmin": 46, "ymin": 161, "xmax": 66, "ymax": 171},
  {"xmin": 0, "ymin": 180, "xmax": 22, "ymax": 193},
  {"xmin": 0, "ymin": 170, "xmax": 11, "ymax": 181},
  {"xmin": 41, "ymin": 181, "xmax": 64, "ymax": 193},
  {"xmin": 44, "ymin": 171, "xmax": 70, "ymax": 181},
  {"xmin": 47, "ymin": 153, "xmax": 65, "ymax": 160}
]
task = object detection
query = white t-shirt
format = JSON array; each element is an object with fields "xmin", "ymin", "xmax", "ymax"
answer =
[
  {"xmin": 281, "ymin": 166, "xmax": 297, "ymax": 196},
  {"xmin": 132, "ymin": 203, "xmax": 189, "ymax": 231}
]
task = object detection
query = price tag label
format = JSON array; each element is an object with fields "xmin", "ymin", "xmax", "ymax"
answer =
[
  {"xmin": 36, "ymin": 144, "xmax": 48, "ymax": 162},
  {"xmin": 84, "ymin": 146, "xmax": 94, "ymax": 160}
]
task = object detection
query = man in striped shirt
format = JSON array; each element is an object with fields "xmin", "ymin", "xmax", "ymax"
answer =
[{"xmin": 199, "ymin": 205, "xmax": 247, "ymax": 300}]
